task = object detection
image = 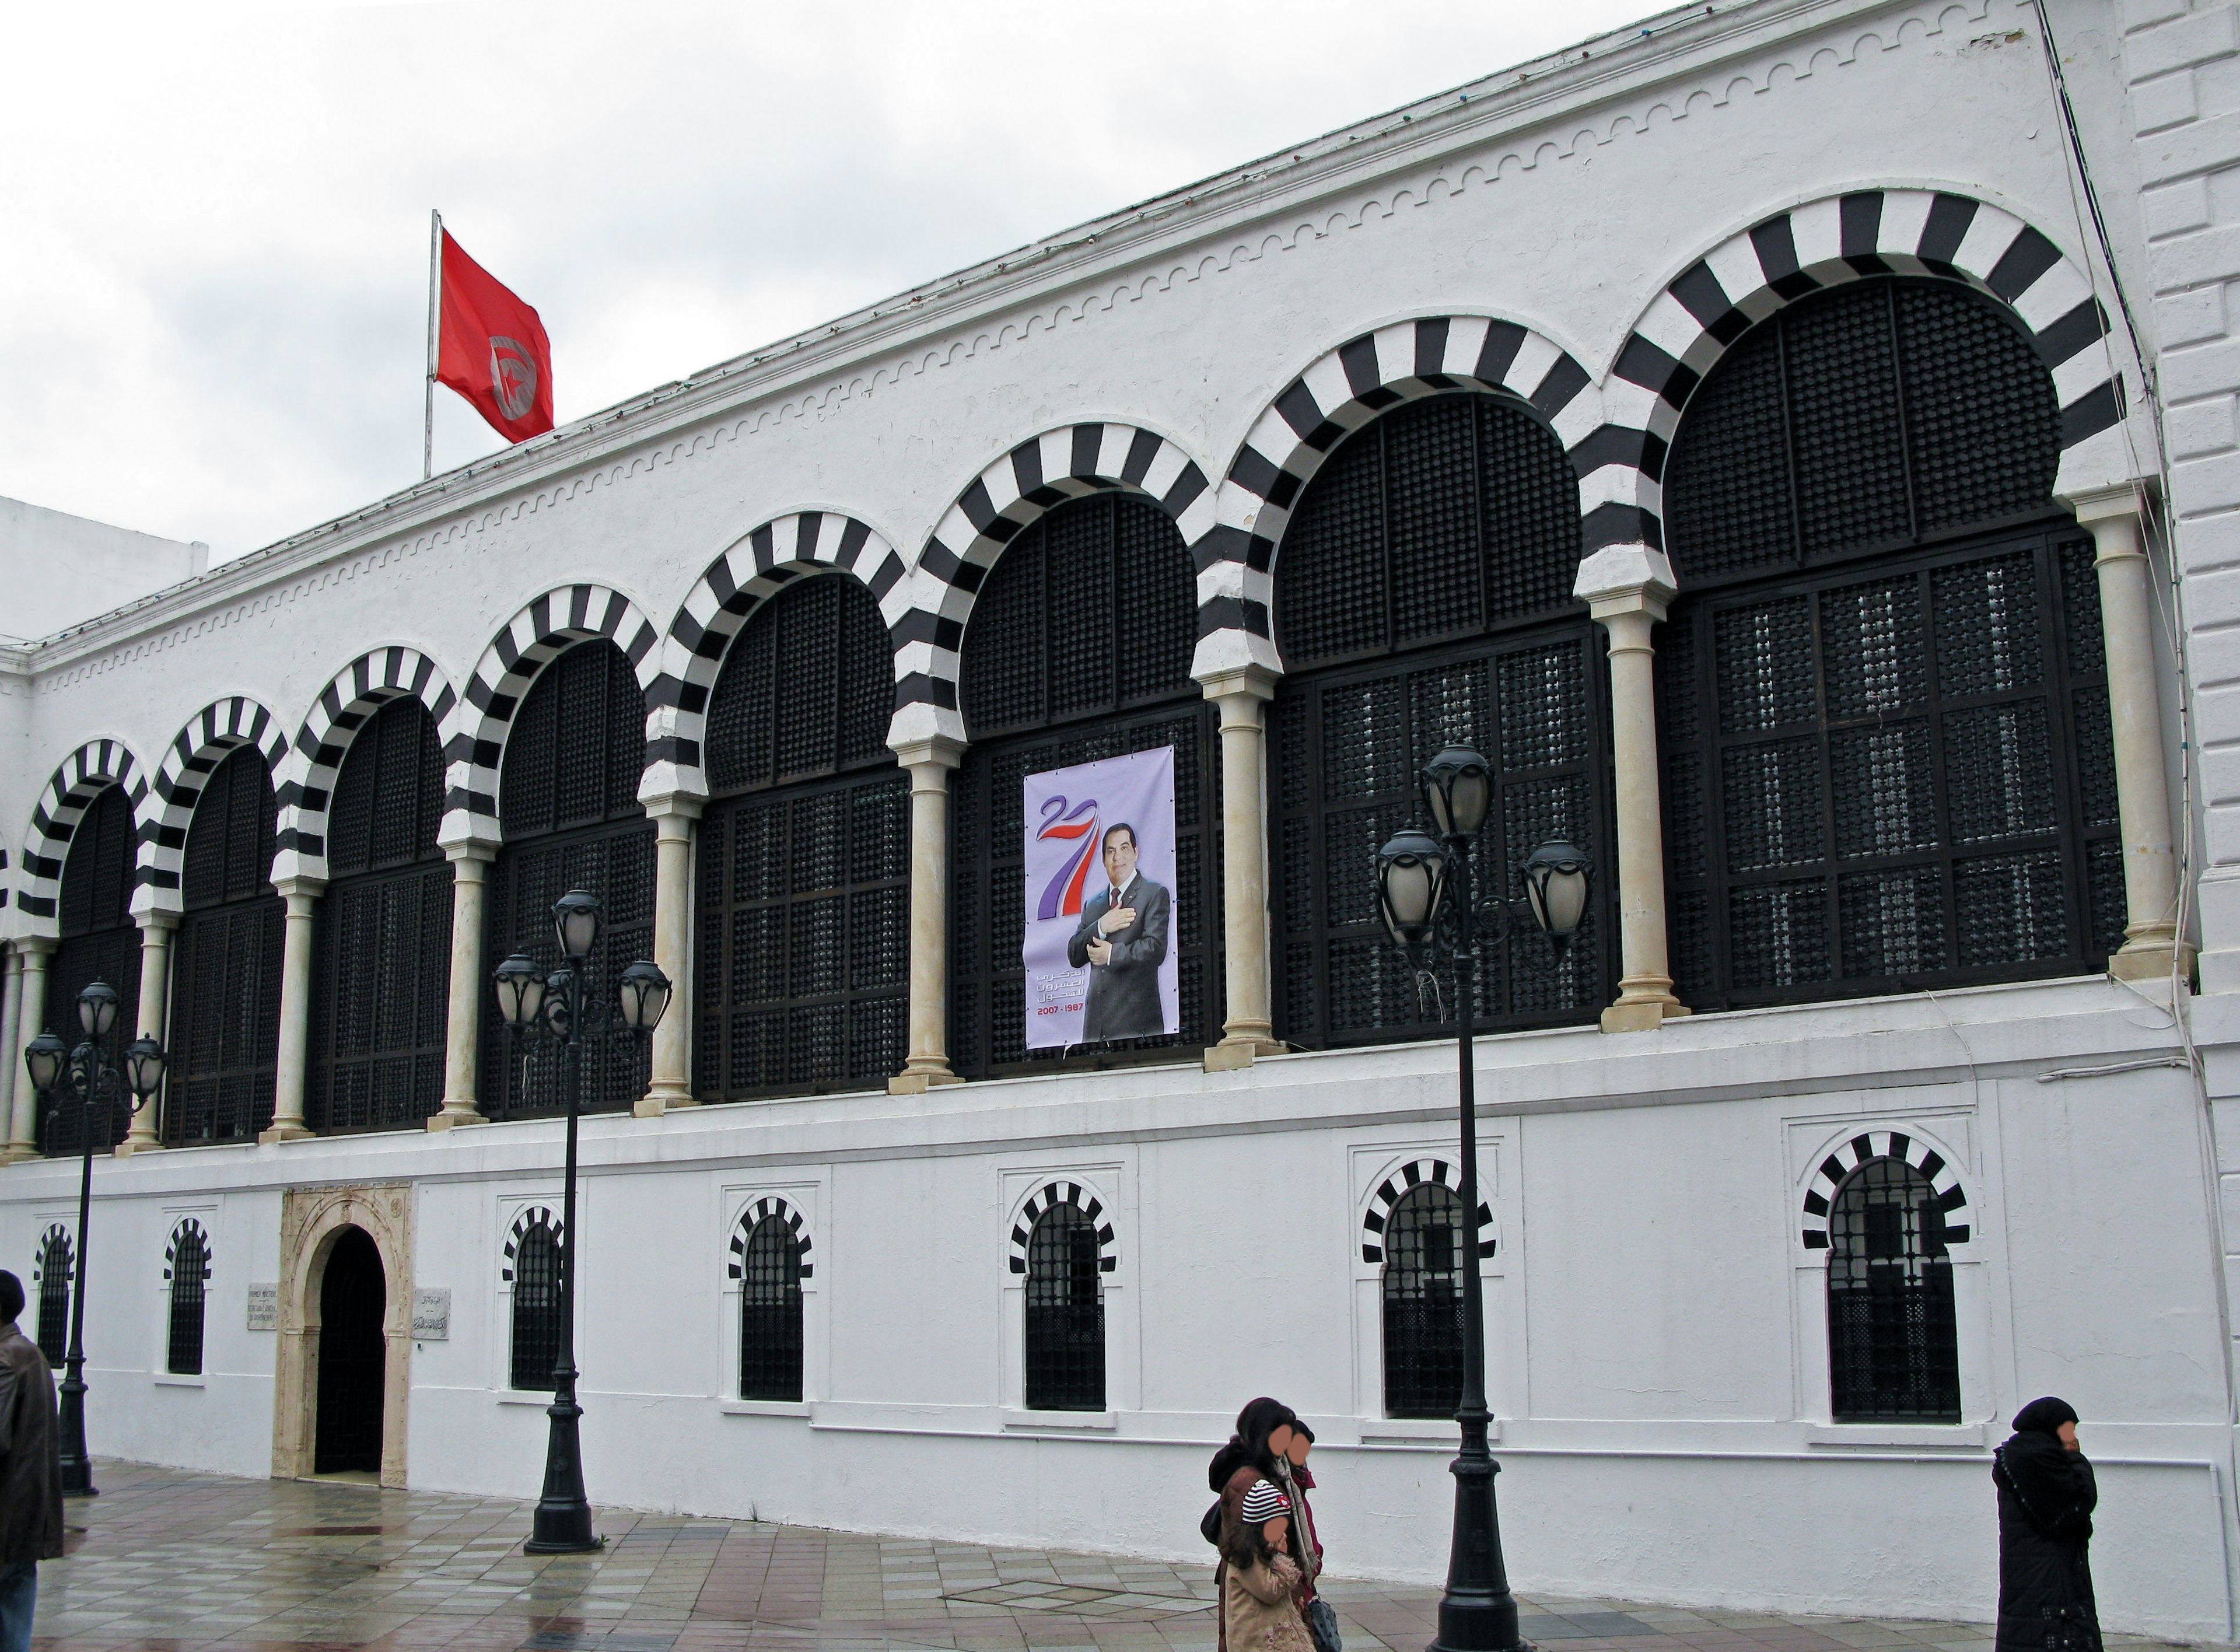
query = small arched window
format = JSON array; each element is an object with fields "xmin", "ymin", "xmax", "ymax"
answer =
[
  {"xmin": 310, "ymin": 696, "xmax": 454, "ymax": 1133},
  {"xmin": 33, "ymin": 1227, "xmax": 71, "ymax": 1363},
  {"xmin": 168, "ymin": 746, "xmax": 284, "ymax": 1144},
  {"xmin": 736, "ymin": 1215, "xmax": 805, "ymax": 1402},
  {"xmin": 1826, "ymin": 1157, "xmax": 1960, "ymax": 1422},
  {"xmin": 508, "ymin": 1213, "xmax": 563, "ymax": 1391},
  {"xmin": 1024, "ymin": 1202, "xmax": 1105, "ymax": 1412},
  {"xmin": 46, "ymin": 784, "xmax": 142, "ymax": 1156},
  {"xmin": 165, "ymin": 1219, "xmax": 211, "ymax": 1377},
  {"xmin": 1381, "ymin": 1182, "xmax": 1468, "ymax": 1418}
]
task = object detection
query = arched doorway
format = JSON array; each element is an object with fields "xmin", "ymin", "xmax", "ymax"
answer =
[{"xmin": 314, "ymin": 1227, "xmax": 387, "ymax": 1474}]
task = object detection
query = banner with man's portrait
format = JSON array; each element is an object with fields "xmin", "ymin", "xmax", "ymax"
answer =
[{"xmin": 1020, "ymin": 746, "xmax": 1180, "ymax": 1050}]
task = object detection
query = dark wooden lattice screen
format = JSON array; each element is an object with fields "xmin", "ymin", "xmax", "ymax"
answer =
[
  {"xmin": 167, "ymin": 1226, "xmax": 208, "ymax": 1376},
  {"xmin": 35, "ymin": 1232, "xmax": 70, "ymax": 1362},
  {"xmin": 737, "ymin": 1216, "xmax": 805, "ymax": 1402},
  {"xmin": 482, "ymin": 641, "xmax": 653, "ymax": 1118},
  {"xmin": 698, "ymin": 575, "xmax": 907, "ymax": 1098},
  {"xmin": 44, "ymin": 784, "xmax": 142, "ymax": 1156},
  {"xmin": 167, "ymin": 746, "xmax": 284, "ymax": 1144},
  {"xmin": 1381, "ymin": 1182, "xmax": 1468, "ymax": 1418},
  {"xmin": 950, "ymin": 493, "xmax": 1215, "ymax": 1075},
  {"xmin": 310, "ymin": 697, "xmax": 453, "ymax": 1133},
  {"xmin": 1270, "ymin": 391, "xmax": 1610, "ymax": 1047},
  {"xmin": 1827, "ymin": 1157, "xmax": 1961, "ymax": 1422},
  {"xmin": 1023, "ymin": 1203, "xmax": 1105, "ymax": 1412},
  {"xmin": 509, "ymin": 1217, "xmax": 562, "ymax": 1390},
  {"xmin": 1658, "ymin": 277, "xmax": 2119, "ymax": 1008}
]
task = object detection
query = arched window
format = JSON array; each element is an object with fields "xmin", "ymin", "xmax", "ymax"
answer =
[
  {"xmin": 309, "ymin": 697, "xmax": 454, "ymax": 1132},
  {"xmin": 736, "ymin": 1214, "xmax": 805, "ymax": 1401},
  {"xmin": 44, "ymin": 784, "xmax": 142, "ymax": 1155},
  {"xmin": 33, "ymin": 1227, "xmax": 71, "ymax": 1363},
  {"xmin": 1656, "ymin": 276, "xmax": 2121, "ymax": 1008},
  {"xmin": 696, "ymin": 576, "xmax": 907, "ymax": 1098},
  {"xmin": 165, "ymin": 1219, "xmax": 211, "ymax": 1377},
  {"xmin": 1270, "ymin": 391, "xmax": 1611, "ymax": 1048},
  {"xmin": 1826, "ymin": 1157, "xmax": 1960, "ymax": 1422},
  {"xmin": 1023, "ymin": 1201, "xmax": 1105, "ymax": 1412},
  {"xmin": 1381, "ymin": 1182, "xmax": 1468, "ymax": 1418},
  {"xmin": 167, "ymin": 746, "xmax": 284, "ymax": 1144},
  {"xmin": 949, "ymin": 492, "xmax": 1214, "ymax": 1075},
  {"xmin": 482, "ymin": 640, "xmax": 654, "ymax": 1117},
  {"xmin": 508, "ymin": 1212, "xmax": 562, "ymax": 1391}
]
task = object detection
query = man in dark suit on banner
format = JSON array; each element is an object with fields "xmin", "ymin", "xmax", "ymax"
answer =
[{"xmin": 1066, "ymin": 822, "xmax": 1171, "ymax": 1042}]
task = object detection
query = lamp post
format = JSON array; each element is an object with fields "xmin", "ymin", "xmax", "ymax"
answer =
[
  {"xmin": 22, "ymin": 979, "xmax": 168, "ymax": 1498},
  {"xmin": 1375, "ymin": 746, "xmax": 1591, "ymax": 1652},
  {"xmin": 492, "ymin": 888, "xmax": 670, "ymax": 1555}
]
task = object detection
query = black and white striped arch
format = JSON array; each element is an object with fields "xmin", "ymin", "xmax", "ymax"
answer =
[
  {"xmin": 727, "ymin": 1195, "xmax": 814, "ymax": 1283},
  {"xmin": 163, "ymin": 1216, "xmax": 214, "ymax": 1284},
  {"xmin": 1596, "ymin": 188, "xmax": 2126, "ymax": 557},
  {"xmin": 1360, "ymin": 1158, "xmax": 1496, "ymax": 1266},
  {"xmin": 648, "ymin": 514, "xmax": 909, "ymax": 794},
  {"xmin": 452, "ymin": 585, "xmax": 662, "ymax": 838},
  {"xmin": 501, "ymin": 1206, "xmax": 563, "ymax": 1284},
  {"xmin": 18, "ymin": 739, "xmax": 150, "ymax": 930},
  {"xmin": 141, "ymin": 698, "xmax": 289, "ymax": 912},
  {"xmin": 1006, "ymin": 1180, "xmax": 1117, "ymax": 1275},
  {"xmin": 1800, "ymin": 1130, "xmax": 1972, "ymax": 1252},
  {"xmin": 33, "ymin": 1224, "xmax": 71, "ymax": 1289},
  {"xmin": 897, "ymin": 425, "xmax": 1219, "ymax": 720},
  {"xmin": 274, "ymin": 648, "xmax": 459, "ymax": 880}
]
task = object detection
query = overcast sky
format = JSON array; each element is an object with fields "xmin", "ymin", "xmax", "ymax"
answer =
[{"xmin": 0, "ymin": 0, "xmax": 1657, "ymax": 561}]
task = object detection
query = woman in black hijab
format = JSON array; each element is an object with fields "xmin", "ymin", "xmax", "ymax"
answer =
[{"xmin": 1993, "ymin": 1397, "xmax": 2101, "ymax": 1651}]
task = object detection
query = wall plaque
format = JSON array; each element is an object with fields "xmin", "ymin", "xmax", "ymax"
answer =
[
  {"xmin": 412, "ymin": 1287, "xmax": 451, "ymax": 1341},
  {"xmin": 246, "ymin": 1283, "xmax": 278, "ymax": 1331}
]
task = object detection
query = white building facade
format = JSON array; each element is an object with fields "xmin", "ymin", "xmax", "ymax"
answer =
[{"xmin": 1, "ymin": 0, "xmax": 2236, "ymax": 1637}]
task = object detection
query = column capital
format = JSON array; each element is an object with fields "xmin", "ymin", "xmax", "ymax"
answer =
[
  {"xmin": 443, "ymin": 839, "xmax": 500, "ymax": 867},
  {"xmin": 2057, "ymin": 481, "xmax": 2150, "ymax": 531},
  {"xmin": 892, "ymin": 734, "xmax": 966, "ymax": 772},
  {"xmin": 272, "ymin": 874, "xmax": 328, "ymax": 902},
  {"xmin": 1197, "ymin": 663, "xmax": 1280, "ymax": 705},
  {"xmin": 1573, "ymin": 544, "xmax": 1678, "ymax": 624},
  {"xmin": 642, "ymin": 791, "xmax": 705, "ymax": 822},
  {"xmin": 15, "ymin": 936, "xmax": 57, "ymax": 960},
  {"xmin": 135, "ymin": 908, "xmax": 182, "ymax": 935}
]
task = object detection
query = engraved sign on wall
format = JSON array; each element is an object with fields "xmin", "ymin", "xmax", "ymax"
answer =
[
  {"xmin": 412, "ymin": 1287, "xmax": 452, "ymax": 1340},
  {"xmin": 246, "ymin": 1283, "xmax": 278, "ymax": 1331}
]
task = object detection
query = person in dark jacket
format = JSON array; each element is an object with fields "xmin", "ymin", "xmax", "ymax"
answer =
[
  {"xmin": 1993, "ymin": 1396, "xmax": 2101, "ymax": 1652},
  {"xmin": 0, "ymin": 1269, "xmax": 65, "ymax": 1652}
]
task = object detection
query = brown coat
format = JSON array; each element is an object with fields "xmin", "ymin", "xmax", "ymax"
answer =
[
  {"xmin": 1222, "ymin": 1552, "xmax": 1312, "ymax": 1652},
  {"xmin": 0, "ymin": 1320, "xmax": 64, "ymax": 1569},
  {"xmin": 1215, "ymin": 1466, "xmax": 1304, "ymax": 1652}
]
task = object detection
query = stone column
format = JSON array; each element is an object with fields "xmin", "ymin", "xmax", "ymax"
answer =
[
  {"xmin": 890, "ymin": 737, "xmax": 965, "ymax": 1094},
  {"xmin": 5, "ymin": 940, "xmax": 55, "ymax": 1162},
  {"xmin": 1201, "ymin": 665, "xmax": 1285, "ymax": 1070},
  {"xmin": 0, "ymin": 947, "xmax": 25, "ymax": 1164},
  {"xmin": 638, "ymin": 796, "xmax": 702, "ymax": 1118},
  {"xmin": 2067, "ymin": 486, "xmax": 2189, "ymax": 982},
  {"xmin": 117, "ymin": 910, "xmax": 179, "ymax": 1155},
  {"xmin": 260, "ymin": 876, "xmax": 324, "ymax": 1144},
  {"xmin": 1575, "ymin": 546, "xmax": 1689, "ymax": 1032},
  {"xmin": 429, "ymin": 843, "xmax": 495, "ymax": 1130}
]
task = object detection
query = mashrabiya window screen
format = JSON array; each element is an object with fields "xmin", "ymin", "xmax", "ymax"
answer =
[
  {"xmin": 34, "ymin": 1229, "xmax": 71, "ymax": 1363},
  {"xmin": 1656, "ymin": 278, "xmax": 2116, "ymax": 1009},
  {"xmin": 1023, "ymin": 1202, "xmax": 1105, "ymax": 1412},
  {"xmin": 509, "ymin": 1214, "xmax": 563, "ymax": 1391},
  {"xmin": 1381, "ymin": 1182, "xmax": 1468, "ymax": 1419},
  {"xmin": 310, "ymin": 696, "xmax": 453, "ymax": 1134},
  {"xmin": 44, "ymin": 783, "xmax": 142, "ymax": 1158},
  {"xmin": 950, "ymin": 492, "xmax": 1216, "ymax": 1076},
  {"xmin": 698, "ymin": 575, "xmax": 908, "ymax": 1100},
  {"xmin": 736, "ymin": 1215, "xmax": 805, "ymax": 1403},
  {"xmin": 166, "ymin": 1219, "xmax": 210, "ymax": 1377},
  {"xmin": 482, "ymin": 641, "xmax": 654, "ymax": 1119},
  {"xmin": 1270, "ymin": 391, "xmax": 1610, "ymax": 1049},
  {"xmin": 1826, "ymin": 1157, "xmax": 1961, "ymax": 1423},
  {"xmin": 167, "ymin": 745, "xmax": 284, "ymax": 1146}
]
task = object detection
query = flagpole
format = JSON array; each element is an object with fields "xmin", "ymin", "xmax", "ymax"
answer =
[{"xmin": 424, "ymin": 209, "xmax": 442, "ymax": 482}]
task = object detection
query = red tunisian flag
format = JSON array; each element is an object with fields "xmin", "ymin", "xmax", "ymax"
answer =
[{"xmin": 436, "ymin": 230, "xmax": 554, "ymax": 442}]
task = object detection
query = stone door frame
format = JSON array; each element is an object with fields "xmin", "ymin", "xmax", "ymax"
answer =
[{"xmin": 273, "ymin": 1182, "xmax": 414, "ymax": 1487}]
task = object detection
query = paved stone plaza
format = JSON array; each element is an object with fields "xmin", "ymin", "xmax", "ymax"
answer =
[{"xmin": 15, "ymin": 1463, "xmax": 2210, "ymax": 1652}]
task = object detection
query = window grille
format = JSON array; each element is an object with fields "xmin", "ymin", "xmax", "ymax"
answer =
[
  {"xmin": 737, "ymin": 1215, "xmax": 805, "ymax": 1402},
  {"xmin": 313, "ymin": 1226, "xmax": 387, "ymax": 1474},
  {"xmin": 43, "ymin": 785, "xmax": 142, "ymax": 1157},
  {"xmin": 1023, "ymin": 1202, "xmax": 1105, "ymax": 1411},
  {"xmin": 1826, "ymin": 1156, "xmax": 1961, "ymax": 1422},
  {"xmin": 1381, "ymin": 1182, "xmax": 1469, "ymax": 1417},
  {"xmin": 509, "ymin": 1214, "xmax": 563, "ymax": 1391},
  {"xmin": 34, "ymin": 1229, "xmax": 71, "ymax": 1363},
  {"xmin": 481, "ymin": 642, "xmax": 654, "ymax": 1119},
  {"xmin": 1269, "ymin": 392, "xmax": 1611, "ymax": 1048},
  {"xmin": 698, "ymin": 576, "xmax": 908, "ymax": 1098},
  {"xmin": 309, "ymin": 698, "xmax": 453, "ymax": 1133},
  {"xmin": 166, "ymin": 1221, "xmax": 209, "ymax": 1377},
  {"xmin": 167, "ymin": 746, "xmax": 284, "ymax": 1144},
  {"xmin": 950, "ymin": 493, "xmax": 1215, "ymax": 1076},
  {"xmin": 1656, "ymin": 278, "xmax": 2118, "ymax": 1010}
]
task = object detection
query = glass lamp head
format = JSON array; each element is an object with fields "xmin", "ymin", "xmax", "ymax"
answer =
[
  {"xmin": 77, "ymin": 979, "xmax": 120, "ymax": 1041},
  {"xmin": 1420, "ymin": 746, "xmax": 1492, "ymax": 839},
  {"xmin": 123, "ymin": 1035, "xmax": 167, "ymax": 1101},
  {"xmin": 615, "ymin": 959, "xmax": 672, "ymax": 1035},
  {"xmin": 1376, "ymin": 829, "xmax": 1450, "ymax": 952},
  {"xmin": 492, "ymin": 953, "xmax": 547, "ymax": 1032},
  {"xmin": 552, "ymin": 890, "xmax": 603, "ymax": 963},
  {"xmin": 1521, "ymin": 839, "xmax": 1592, "ymax": 945},
  {"xmin": 23, "ymin": 1032, "xmax": 66, "ymax": 1096}
]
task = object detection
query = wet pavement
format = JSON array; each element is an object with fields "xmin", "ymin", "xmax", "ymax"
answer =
[{"xmin": 24, "ymin": 1462, "xmax": 2206, "ymax": 1652}]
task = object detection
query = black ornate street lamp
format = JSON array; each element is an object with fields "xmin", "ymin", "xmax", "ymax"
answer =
[
  {"xmin": 1376, "ymin": 747, "xmax": 1591, "ymax": 1652},
  {"xmin": 22, "ymin": 980, "xmax": 167, "ymax": 1498},
  {"xmin": 492, "ymin": 889, "xmax": 670, "ymax": 1555}
]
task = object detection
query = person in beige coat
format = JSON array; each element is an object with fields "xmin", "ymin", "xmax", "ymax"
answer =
[{"xmin": 1222, "ymin": 1479, "xmax": 1312, "ymax": 1652}]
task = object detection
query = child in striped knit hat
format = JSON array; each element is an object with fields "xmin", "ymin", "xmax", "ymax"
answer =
[{"xmin": 1221, "ymin": 1479, "xmax": 1312, "ymax": 1652}]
